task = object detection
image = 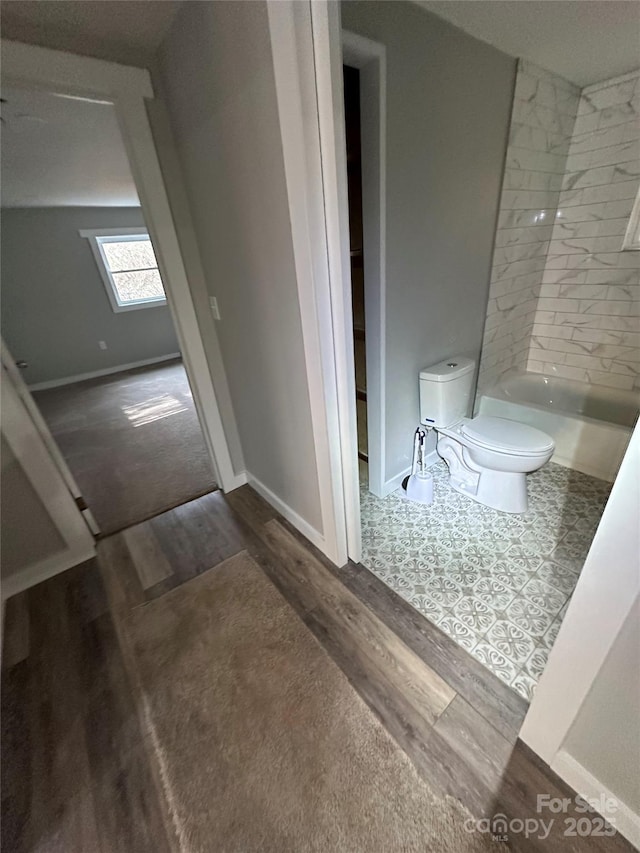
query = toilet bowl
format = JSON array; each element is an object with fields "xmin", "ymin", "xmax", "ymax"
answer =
[{"xmin": 436, "ymin": 415, "xmax": 555, "ymax": 513}]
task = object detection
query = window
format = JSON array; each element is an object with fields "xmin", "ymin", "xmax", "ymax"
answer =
[{"xmin": 80, "ymin": 228, "xmax": 167, "ymax": 311}]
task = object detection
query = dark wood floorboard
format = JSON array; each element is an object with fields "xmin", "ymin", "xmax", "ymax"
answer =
[
  {"xmin": 331, "ymin": 559, "xmax": 529, "ymax": 741},
  {"xmin": 2, "ymin": 485, "xmax": 633, "ymax": 852}
]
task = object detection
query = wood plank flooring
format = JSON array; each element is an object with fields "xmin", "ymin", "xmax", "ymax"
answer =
[{"xmin": 2, "ymin": 486, "xmax": 633, "ymax": 852}]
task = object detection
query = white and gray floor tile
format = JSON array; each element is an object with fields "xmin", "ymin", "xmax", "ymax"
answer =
[{"xmin": 359, "ymin": 461, "xmax": 611, "ymax": 702}]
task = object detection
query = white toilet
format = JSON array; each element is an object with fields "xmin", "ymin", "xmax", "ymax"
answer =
[{"xmin": 419, "ymin": 357, "xmax": 554, "ymax": 513}]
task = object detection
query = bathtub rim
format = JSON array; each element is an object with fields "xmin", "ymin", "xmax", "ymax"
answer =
[{"xmin": 481, "ymin": 372, "xmax": 639, "ymax": 433}]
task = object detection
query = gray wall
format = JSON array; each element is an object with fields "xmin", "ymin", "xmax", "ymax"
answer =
[
  {"xmin": 341, "ymin": 1, "xmax": 516, "ymax": 481},
  {"xmin": 155, "ymin": 0, "xmax": 322, "ymax": 530},
  {"xmin": 1, "ymin": 207, "xmax": 180, "ymax": 386},
  {"xmin": 563, "ymin": 598, "xmax": 640, "ymax": 814}
]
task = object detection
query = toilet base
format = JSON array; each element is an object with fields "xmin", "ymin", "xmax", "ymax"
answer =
[
  {"xmin": 449, "ymin": 468, "xmax": 528, "ymax": 514},
  {"xmin": 437, "ymin": 435, "xmax": 530, "ymax": 513}
]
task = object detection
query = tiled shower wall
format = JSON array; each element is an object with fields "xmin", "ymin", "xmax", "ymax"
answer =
[
  {"xmin": 478, "ymin": 63, "xmax": 640, "ymax": 394},
  {"xmin": 477, "ymin": 61, "xmax": 580, "ymax": 393},
  {"xmin": 528, "ymin": 71, "xmax": 640, "ymax": 391}
]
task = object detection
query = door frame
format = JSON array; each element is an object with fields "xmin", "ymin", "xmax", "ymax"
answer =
[
  {"xmin": 267, "ymin": 2, "xmax": 385, "ymax": 564},
  {"xmin": 1, "ymin": 39, "xmax": 241, "ymax": 493},
  {"xmin": 341, "ymin": 31, "xmax": 387, "ymax": 502},
  {"xmin": 1, "ymin": 358, "xmax": 96, "ymax": 600},
  {"xmin": 1, "ymin": 339, "xmax": 100, "ymax": 536},
  {"xmin": 266, "ymin": 1, "xmax": 352, "ymax": 565}
]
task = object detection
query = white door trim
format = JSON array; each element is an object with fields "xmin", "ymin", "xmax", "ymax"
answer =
[
  {"xmin": 308, "ymin": 4, "xmax": 362, "ymax": 562},
  {"xmin": 520, "ymin": 423, "xmax": 640, "ymax": 764},
  {"xmin": 300, "ymin": 7, "xmax": 388, "ymax": 560},
  {"xmin": 266, "ymin": 1, "xmax": 349, "ymax": 566},
  {"xmin": 1, "ymin": 339, "xmax": 101, "ymax": 535},
  {"xmin": 1, "ymin": 39, "xmax": 243, "ymax": 492},
  {"xmin": 1, "ymin": 361, "xmax": 96, "ymax": 600}
]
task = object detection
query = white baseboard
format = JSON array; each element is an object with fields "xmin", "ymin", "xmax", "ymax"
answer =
[
  {"xmin": 381, "ymin": 450, "xmax": 439, "ymax": 497},
  {"xmin": 1, "ymin": 546, "xmax": 96, "ymax": 601},
  {"xmin": 225, "ymin": 471, "xmax": 248, "ymax": 491},
  {"xmin": 381, "ymin": 466, "xmax": 411, "ymax": 497},
  {"xmin": 246, "ymin": 472, "xmax": 327, "ymax": 555},
  {"xmin": 552, "ymin": 749, "xmax": 640, "ymax": 849},
  {"xmin": 28, "ymin": 352, "xmax": 182, "ymax": 391}
]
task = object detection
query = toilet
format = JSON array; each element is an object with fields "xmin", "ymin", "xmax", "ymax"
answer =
[{"xmin": 419, "ymin": 357, "xmax": 554, "ymax": 513}]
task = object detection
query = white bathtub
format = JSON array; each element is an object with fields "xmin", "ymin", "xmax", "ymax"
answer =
[{"xmin": 478, "ymin": 372, "xmax": 639, "ymax": 482}]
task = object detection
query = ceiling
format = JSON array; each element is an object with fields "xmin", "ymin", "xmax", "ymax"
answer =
[
  {"xmin": 0, "ymin": 0, "xmax": 183, "ymax": 68},
  {"xmin": 1, "ymin": 1, "xmax": 637, "ymax": 88},
  {"xmin": 1, "ymin": 86, "xmax": 140, "ymax": 208},
  {"xmin": 417, "ymin": 1, "xmax": 640, "ymax": 87}
]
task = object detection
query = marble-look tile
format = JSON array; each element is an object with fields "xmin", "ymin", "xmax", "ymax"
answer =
[{"xmin": 479, "ymin": 61, "xmax": 639, "ymax": 394}]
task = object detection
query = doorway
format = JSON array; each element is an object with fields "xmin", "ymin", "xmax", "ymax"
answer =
[
  {"xmin": 1, "ymin": 84, "xmax": 218, "ymax": 535},
  {"xmin": 335, "ymin": 27, "xmax": 618, "ymax": 706},
  {"xmin": 343, "ymin": 65, "xmax": 368, "ymax": 467},
  {"xmin": 0, "ymin": 43, "xmax": 237, "ymax": 558}
]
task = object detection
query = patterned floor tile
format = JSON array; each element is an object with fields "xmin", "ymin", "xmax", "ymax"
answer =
[
  {"xmin": 488, "ymin": 560, "xmax": 533, "ymax": 593},
  {"xmin": 422, "ymin": 575, "xmax": 464, "ymax": 608},
  {"xmin": 534, "ymin": 560, "xmax": 580, "ymax": 595},
  {"xmin": 473, "ymin": 577, "xmax": 516, "ymax": 610},
  {"xmin": 358, "ymin": 460, "xmax": 610, "ymax": 700},
  {"xmin": 524, "ymin": 646, "xmax": 551, "ymax": 681},
  {"xmin": 446, "ymin": 563, "xmax": 483, "ymax": 589},
  {"xmin": 453, "ymin": 596, "xmax": 497, "ymax": 634},
  {"xmin": 486, "ymin": 619, "xmax": 536, "ymax": 665},
  {"xmin": 505, "ymin": 596, "xmax": 555, "ymax": 638},
  {"xmin": 512, "ymin": 673, "xmax": 537, "ymax": 702},
  {"xmin": 470, "ymin": 641, "xmax": 518, "ymax": 685},
  {"xmin": 521, "ymin": 577, "xmax": 567, "ymax": 615},
  {"xmin": 503, "ymin": 543, "xmax": 544, "ymax": 572},
  {"xmin": 539, "ymin": 617, "xmax": 563, "ymax": 650},
  {"xmin": 437, "ymin": 615, "xmax": 478, "ymax": 651}
]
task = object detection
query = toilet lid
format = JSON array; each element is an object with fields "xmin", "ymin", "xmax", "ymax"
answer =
[{"xmin": 461, "ymin": 416, "xmax": 554, "ymax": 454}]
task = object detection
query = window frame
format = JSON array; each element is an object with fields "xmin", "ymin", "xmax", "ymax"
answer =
[{"xmin": 79, "ymin": 227, "xmax": 168, "ymax": 312}]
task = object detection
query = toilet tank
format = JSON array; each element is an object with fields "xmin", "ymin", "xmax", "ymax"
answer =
[{"xmin": 419, "ymin": 356, "xmax": 475, "ymax": 427}]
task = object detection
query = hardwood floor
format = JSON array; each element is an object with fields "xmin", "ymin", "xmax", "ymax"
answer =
[{"xmin": 2, "ymin": 487, "xmax": 633, "ymax": 851}]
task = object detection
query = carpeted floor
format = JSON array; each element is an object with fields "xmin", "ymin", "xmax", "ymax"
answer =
[
  {"xmin": 122, "ymin": 550, "xmax": 493, "ymax": 852},
  {"xmin": 34, "ymin": 360, "xmax": 217, "ymax": 534}
]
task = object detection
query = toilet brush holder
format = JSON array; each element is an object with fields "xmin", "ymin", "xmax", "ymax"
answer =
[{"xmin": 403, "ymin": 471, "xmax": 434, "ymax": 504}]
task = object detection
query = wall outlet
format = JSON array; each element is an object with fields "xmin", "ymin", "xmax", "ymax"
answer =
[
  {"xmin": 98, "ymin": 340, "xmax": 108, "ymax": 350},
  {"xmin": 209, "ymin": 296, "xmax": 221, "ymax": 321}
]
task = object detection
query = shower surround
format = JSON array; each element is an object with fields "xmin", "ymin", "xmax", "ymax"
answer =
[{"xmin": 479, "ymin": 61, "xmax": 640, "ymax": 395}]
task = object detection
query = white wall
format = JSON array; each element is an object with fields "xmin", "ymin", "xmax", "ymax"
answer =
[
  {"xmin": 1, "ymin": 207, "xmax": 180, "ymax": 386},
  {"xmin": 521, "ymin": 422, "xmax": 640, "ymax": 845},
  {"xmin": 563, "ymin": 598, "xmax": 640, "ymax": 818},
  {"xmin": 155, "ymin": 0, "xmax": 322, "ymax": 530}
]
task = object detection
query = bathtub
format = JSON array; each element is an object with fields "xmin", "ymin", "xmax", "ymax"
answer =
[{"xmin": 477, "ymin": 372, "xmax": 639, "ymax": 482}]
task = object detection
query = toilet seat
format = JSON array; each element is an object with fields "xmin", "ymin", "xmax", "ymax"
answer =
[{"xmin": 460, "ymin": 416, "xmax": 554, "ymax": 456}]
